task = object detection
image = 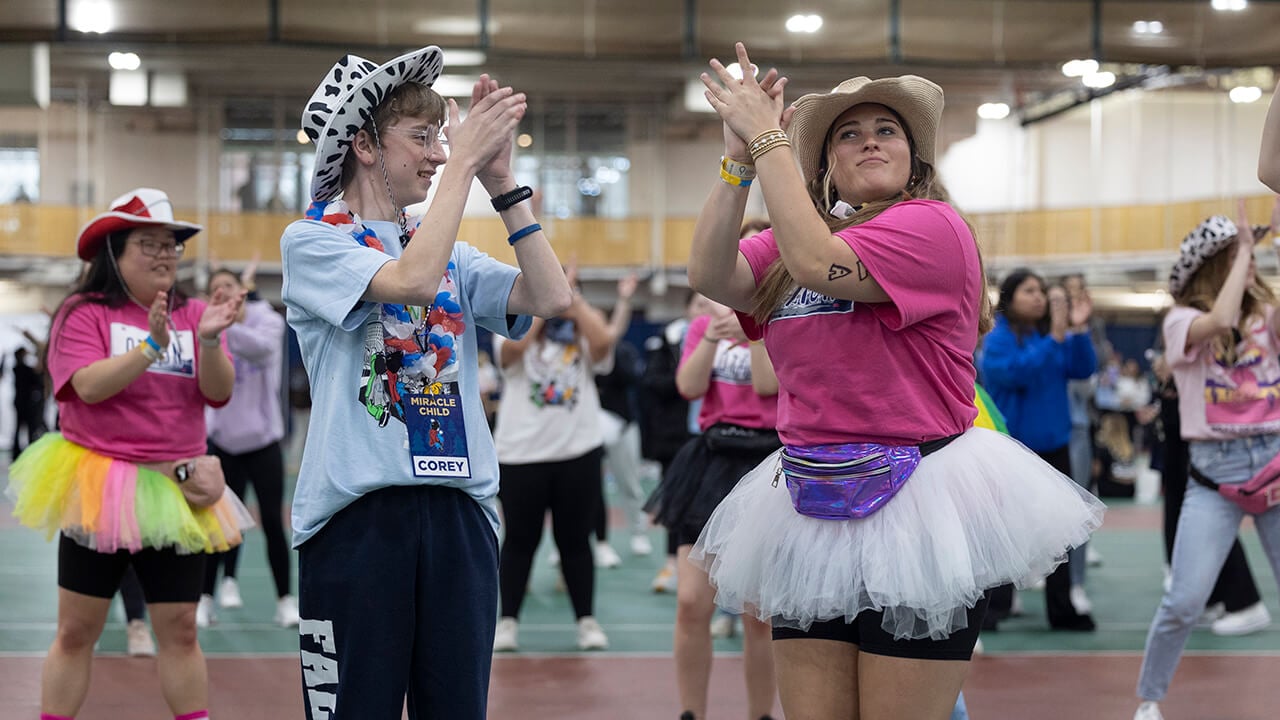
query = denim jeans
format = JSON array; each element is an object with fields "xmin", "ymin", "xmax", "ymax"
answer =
[
  {"xmin": 1137, "ymin": 434, "xmax": 1280, "ymax": 701},
  {"xmin": 1067, "ymin": 423, "xmax": 1093, "ymax": 586}
]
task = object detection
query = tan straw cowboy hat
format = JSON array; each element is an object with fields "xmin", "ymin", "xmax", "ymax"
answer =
[{"xmin": 788, "ymin": 75, "xmax": 944, "ymax": 183}]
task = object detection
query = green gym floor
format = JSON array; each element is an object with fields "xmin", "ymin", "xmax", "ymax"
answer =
[{"xmin": 2, "ymin": 459, "xmax": 1278, "ymax": 718}]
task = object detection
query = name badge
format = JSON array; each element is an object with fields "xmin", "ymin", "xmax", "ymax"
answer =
[{"xmin": 405, "ymin": 383, "xmax": 471, "ymax": 479}]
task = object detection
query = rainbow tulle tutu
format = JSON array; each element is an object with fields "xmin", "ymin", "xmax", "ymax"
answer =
[{"xmin": 6, "ymin": 434, "xmax": 255, "ymax": 554}]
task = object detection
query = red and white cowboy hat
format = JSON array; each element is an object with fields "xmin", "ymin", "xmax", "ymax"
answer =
[{"xmin": 76, "ymin": 188, "xmax": 202, "ymax": 261}]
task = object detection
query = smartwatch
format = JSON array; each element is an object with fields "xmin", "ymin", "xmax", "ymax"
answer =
[{"xmin": 175, "ymin": 461, "xmax": 194, "ymax": 483}]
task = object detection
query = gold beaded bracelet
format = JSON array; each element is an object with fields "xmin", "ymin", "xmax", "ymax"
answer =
[{"xmin": 748, "ymin": 129, "xmax": 791, "ymax": 162}]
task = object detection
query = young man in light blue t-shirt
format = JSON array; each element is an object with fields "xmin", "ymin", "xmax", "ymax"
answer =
[{"xmin": 281, "ymin": 46, "xmax": 570, "ymax": 720}]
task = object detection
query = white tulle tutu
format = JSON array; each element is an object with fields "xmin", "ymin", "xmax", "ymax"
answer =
[{"xmin": 689, "ymin": 426, "xmax": 1105, "ymax": 640}]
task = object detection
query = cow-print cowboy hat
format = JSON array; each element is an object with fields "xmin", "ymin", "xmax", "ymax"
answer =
[
  {"xmin": 301, "ymin": 46, "xmax": 444, "ymax": 203},
  {"xmin": 1168, "ymin": 215, "xmax": 1270, "ymax": 295}
]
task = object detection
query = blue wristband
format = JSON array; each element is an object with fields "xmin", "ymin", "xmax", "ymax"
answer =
[
  {"xmin": 144, "ymin": 336, "xmax": 162, "ymax": 353},
  {"xmin": 507, "ymin": 223, "xmax": 542, "ymax": 246}
]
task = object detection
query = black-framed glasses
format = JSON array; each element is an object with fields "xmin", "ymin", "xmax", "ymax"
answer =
[
  {"xmin": 134, "ymin": 238, "xmax": 185, "ymax": 258},
  {"xmin": 385, "ymin": 125, "xmax": 448, "ymax": 151}
]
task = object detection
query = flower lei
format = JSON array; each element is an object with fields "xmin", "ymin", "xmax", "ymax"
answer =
[{"xmin": 306, "ymin": 199, "xmax": 466, "ymax": 425}]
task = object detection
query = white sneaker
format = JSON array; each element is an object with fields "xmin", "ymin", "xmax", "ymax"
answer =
[
  {"xmin": 576, "ymin": 616, "xmax": 609, "ymax": 650},
  {"xmin": 1212, "ymin": 602, "xmax": 1271, "ymax": 636},
  {"xmin": 218, "ymin": 577, "xmax": 243, "ymax": 609},
  {"xmin": 709, "ymin": 614, "xmax": 736, "ymax": 638},
  {"xmin": 594, "ymin": 542, "xmax": 622, "ymax": 569},
  {"xmin": 1069, "ymin": 585, "xmax": 1093, "ymax": 615},
  {"xmin": 195, "ymin": 594, "xmax": 216, "ymax": 628},
  {"xmin": 1133, "ymin": 701, "xmax": 1164, "ymax": 720},
  {"xmin": 629, "ymin": 534, "xmax": 653, "ymax": 556},
  {"xmin": 275, "ymin": 595, "xmax": 300, "ymax": 628},
  {"xmin": 651, "ymin": 563, "xmax": 677, "ymax": 593},
  {"xmin": 1198, "ymin": 602, "xmax": 1226, "ymax": 627},
  {"xmin": 1086, "ymin": 545, "xmax": 1104, "ymax": 566},
  {"xmin": 126, "ymin": 619, "xmax": 155, "ymax": 657},
  {"xmin": 493, "ymin": 617, "xmax": 519, "ymax": 652}
]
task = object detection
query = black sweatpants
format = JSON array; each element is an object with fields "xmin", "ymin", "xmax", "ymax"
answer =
[
  {"xmin": 297, "ymin": 484, "xmax": 498, "ymax": 720},
  {"xmin": 498, "ymin": 447, "xmax": 604, "ymax": 619},
  {"xmin": 204, "ymin": 440, "xmax": 291, "ymax": 598}
]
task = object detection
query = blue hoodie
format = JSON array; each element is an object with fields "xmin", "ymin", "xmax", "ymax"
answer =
[{"xmin": 979, "ymin": 315, "xmax": 1097, "ymax": 453}]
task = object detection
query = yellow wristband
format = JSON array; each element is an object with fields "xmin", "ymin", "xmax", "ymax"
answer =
[{"xmin": 719, "ymin": 167, "xmax": 753, "ymax": 187}]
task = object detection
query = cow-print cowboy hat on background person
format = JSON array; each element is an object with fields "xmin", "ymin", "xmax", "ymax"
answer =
[
  {"xmin": 1168, "ymin": 214, "xmax": 1272, "ymax": 296},
  {"xmin": 301, "ymin": 46, "xmax": 444, "ymax": 203}
]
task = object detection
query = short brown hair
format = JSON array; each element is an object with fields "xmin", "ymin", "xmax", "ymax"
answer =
[{"xmin": 339, "ymin": 83, "xmax": 447, "ymax": 189}]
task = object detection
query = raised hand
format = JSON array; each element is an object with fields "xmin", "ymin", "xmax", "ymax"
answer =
[
  {"xmin": 703, "ymin": 43, "xmax": 789, "ymax": 158},
  {"xmin": 1047, "ymin": 285, "xmax": 1069, "ymax": 340},
  {"xmin": 240, "ymin": 251, "xmax": 260, "ymax": 290},
  {"xmin": 199, "ymin": 285, "xmax": 247, "ymax": 342},
  {"xmin": 706, "ymin": 309, "xmax": 747, "ymax": 343},
  {"xmin": 617, "ymin": 272, "xmax": 638, "ymax": 301},
  {"xmin": 1069, "ymin": 290, "xmax": 1093, "ymax": 329},
  {"xmin": 445, "ymin": 74, "xmax": 527, "ymax": 177},
  {"xmin": 149, "ymin": 291, "xmax": 171, "ymax": 347}
]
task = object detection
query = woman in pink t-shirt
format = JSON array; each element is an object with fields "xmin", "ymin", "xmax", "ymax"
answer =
[
  {"xmin": 685, "ymin": 43, "xmax": 1104, "ymax": 719},
  {"xmin": 7, "ymin": 188, "xmax": 251, "ymax": 720},
  {"xmin": 646, "ymin": 297, "xmax": 780, "ymax": 720},
  {"xmin": 1134, "ymin": 203, "xmax": 1280, "ymax": 720}
]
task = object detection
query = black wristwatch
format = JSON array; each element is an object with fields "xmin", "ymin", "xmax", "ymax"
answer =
[
  {"xmin": 490, "ymin": 185, "xmax": 533, "ymax": 212},
  {"xmin": 175, "ymin": 461, "xmax": 194, "ymax": 483}
]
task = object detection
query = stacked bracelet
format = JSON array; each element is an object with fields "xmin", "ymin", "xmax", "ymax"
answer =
[
  {"xmin": 139, "ymin": 343, "xmax": 162, "ymax": 363},
  {"xmin": 508, "ymin": 223, "xmax": 542, "ymax": 246},
  {"xmin": 748, "ymin": 129, "xmax": 791, "ymax": 162},
  {"xmin": 199, "ymin": 334, "xmax": 221, "ymax": 348},
  {"xmin": 719, "ymin": 156, "xmax": 756, "ymax": 188}
]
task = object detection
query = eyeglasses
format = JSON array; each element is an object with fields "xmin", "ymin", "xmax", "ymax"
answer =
[
  {"xmin": 384, "ymin": 125, "xmax": 448, "ymax": 152},
  {"xmin": 134, "ymin": 238, "xmax": 185, "ymax": 258}
]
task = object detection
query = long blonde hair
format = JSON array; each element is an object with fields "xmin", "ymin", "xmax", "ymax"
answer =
[
  {"xmin": 749, "ymin": 126, "xmax": 993, "ymax": 334},
  {"xmin": 1174, "ymin": 243, "xmax": 1279, "ymax": 364}
]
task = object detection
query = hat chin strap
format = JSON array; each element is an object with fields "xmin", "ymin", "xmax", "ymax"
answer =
[{"xmin": 368, "ymin": 123, "xmax": 412, "ymax": 249}]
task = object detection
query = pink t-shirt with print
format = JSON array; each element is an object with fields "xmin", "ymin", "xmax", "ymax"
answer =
[
  {"xmin": 680, "ymin": 314, "xmax": 778, "ymax": 431},
  {"xmin": 1164, "ymin": 304, "xmax": 1280, "ymax": 441},
  {"xmin": 49, "ymin": 296, "xmax": 230, "ymax": 463},
  {"xmin": 736, "ymin": 199, "xmax": 979, "ymax": 447}
]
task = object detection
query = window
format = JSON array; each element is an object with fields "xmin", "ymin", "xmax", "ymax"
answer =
[{"xmin": 0, "ymin": 137, "xmax": 39, "ymax": 203}]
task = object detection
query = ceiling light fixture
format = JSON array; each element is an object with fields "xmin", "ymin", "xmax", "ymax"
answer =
[
  {"xmin": 1211, "ymin": 0, "xmax": 1247, "ymax": 11},
  {"xmin": 726, "ymin": 62, "xmax": 760, "ymax": 80},
  {"xmin": 108, "ymin": 52, "xmax": 139, "ymax": 70},
  {"xmin": 1133, "ymin": 20, "xmax": 1164, "ymax": 34},
  {"xmin": 977, "ymin": 103, "xmax": 1010, "ymax": 120},
  {"xmin": 785, "ymin": 14, "xmax": 823, "ymax": 34},
  {"xmin": 70, "ymin": 0, "xmax": 113, "ymax": 34},
  {"xmin": 1062, "ymin": 59, "xmax": 1099, "ymax": 78},
  {"xmin": 1229, "ymin": 86, "xmax": 1262, "ymax": 103},
  {"xmin": 441, "ymin": 48, "xmax": 487, "ymax": 67},
  {"xmin": 1082, "ymin": 71, "xmax": 1116, "ymax": 89}
]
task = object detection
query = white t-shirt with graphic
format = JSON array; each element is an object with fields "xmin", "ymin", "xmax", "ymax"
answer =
[
  {"xmin": 1165, "ymin": 304, "xmax": 1280, "ymax": 440},
  {"xmin": 492, "ymin": 332, "xmax": 613, "ymax": 465}
]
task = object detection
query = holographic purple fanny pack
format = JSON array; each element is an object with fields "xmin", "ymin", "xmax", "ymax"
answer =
[{"xmin": 776, "ymin": 434, "xmax": 959, "ymax": 520}]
